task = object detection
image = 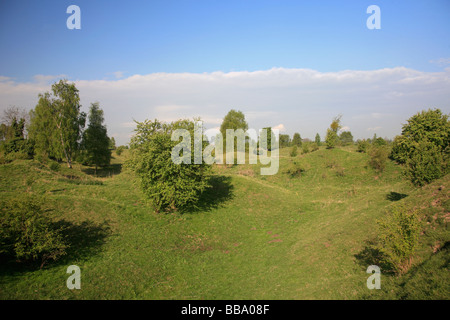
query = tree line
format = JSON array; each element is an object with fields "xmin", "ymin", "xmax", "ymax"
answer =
[{"xmin": 0, "ymin": 80, "xmax": 114, "ymax": 172}]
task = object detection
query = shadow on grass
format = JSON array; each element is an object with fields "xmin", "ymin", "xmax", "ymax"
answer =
[
  {"xmin": 386, "ymin": 192, "xmax": 408, "ymax": 201},
  {"xmin": 82, "ymin": 163, "xmax": 122, "ymax": 178},
  {"xmin": 354, "ymin": 239, "xmax": 392, "ymax": 274},
  {"xmin": 181, "ymin": 175, "xmax": 234, "ymax": 214},
  {"xmin": 0, "ymin": 219, "xmax": 111, "ymax": 275},
  {"xmin": 55, "ymin": 219, "xmax": 112, "ymax": 262}
]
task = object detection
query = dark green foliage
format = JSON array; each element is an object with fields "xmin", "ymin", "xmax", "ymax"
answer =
[
  {"xmin": 116, "ymin": 145, "xmax": 126, "ymax": 156},
  {"xmin": 220, "ymin": 109, "xmax": 248, "ymax": 152},
  {"xmin": 315, "ymin": 133, "xmax": 321, "ymax": 146},
  {"xmin": 126, "ymin": 118, "xmax": 212, "ymax": 212},
  {"xmin": 292, "ymin": 132, "xmax": 302, "ymax": 147},
  {"xmin": 368, "ymin": 146, "xmax": 390, "ymax": 173},
  {"xmin": 390, "ymin": 135, "xmax": 412, "ymax": 164},
  {"xmin": 290, "ymin": 145, "xmax": 298, "ymax": 157},
  {"xmin": 391, "ymin": 108, "xmax": 449, "ymax": 163},
  {"xmin": 405, "ymin": 140, "xmax": 445, "ymax": 186},
  {"xmin": 339, "ymin": 131, "xmax": 354, "ymax": 145},
  {"xmin": 109, "ymin": 137, "xmax": 116, "ymax": 150},
  {"xmin": 372, "ymin": 137, "xmax": 387, "ymax": 146},
  {"xmin": 0, "ymin": 111, "xmax": 34, "ymax": 161},
  {"xmin": 81, "ymin": 103, "xmax": 111, "ymax": 171},
  {"xmin": 279, "ymin": 134, "xmax": 290, "ymax": 148},
  {"xmin": 375, "ymin": 204, "xmax": 421, "ymax": 274},
  {"xmin": 259, "ymin": 127, "xmax": 277, "ymax": 151},
  {"xmin": 0, "ymin": 196, "xmax": 68, "ymax": 268},
  {"xmin": 356, "ymin": 139, "xmax": 370, "ymax": 153},
  {"xmin": 325, "ymin": 129, "xmax": 338, "ymax": 149},
  {"xmin": 402, "ymin": 108, "xmax": 449, "ymax": 151},
  {"xmin": 28, "ymin": 80, "xmax": 86, "ymax": 168},
  {"xmin": 284, "ymin": 160, "xmax": 309, "ymax": 177},
  {"xmin": 302, "ymin": 142, "xmax": 310, "ymax": 154},
  {"xmin": 49, "ymin": 160, "xmax": 61, "ymax": 172},
  {"xmin": 390, "ymin": 108, "xmax": 449, "ymax": 185},
  {"xmin": 326, "ymin": 115, "xmax": 342, "ymax": 149},
  {"xmin": 0, "ymin": 137, "xmax": 34, "ymax": 160}
]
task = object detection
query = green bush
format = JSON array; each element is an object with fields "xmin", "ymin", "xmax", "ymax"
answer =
[
  {"xmin": 390, "ymin": 108, "xmax": 449, "ymax": 184},
  {"xmin": 376, "ymin": 204, "xmax": 421, "ymax": 274},
  {"xmin": 390, "ymin": 135, "xmax": 411, "ymax": 163},
  {"xmin": 285, "ymin": 160, "xmax": 309, "ymax": 177},
  {"xmin": 325, "ymin": 129, "xmax": 338, "ymax": 149},
  {"xmin": 290, "ymin": 145, "xmax": 298, "ymax": 157},
  {"xmin": 368, "ymin": 146, "xmax": 390, "ymax": 173},
  {"xmin": 302, "ymin": 142, "xmax": 310, "ymax": 154},
  {"xmin": 405, "ymin": 140, "xmax": 445, "ymax": 186},
  {"xmin": 356, "ymin": 139, "xmax": 370, "ymax": 153},
  {"xmin": 126, "ymin": 119, "xmax": 212, "ymax": 212},
  {"xmin": 0, "ymin": 196, "xmax": 68, "ymax": 268},
  {"xmin": 116, "ymin": 145, "xmax": 125, "ymax": 156},
  {"xmin": 372, "ymin": 137, "xmax": 387, "ymax": 147}
]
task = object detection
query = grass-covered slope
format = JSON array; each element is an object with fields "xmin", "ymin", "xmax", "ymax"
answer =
[{"xmin": 0, "ymin": 147, "xmax": 448, "ymax": 299}]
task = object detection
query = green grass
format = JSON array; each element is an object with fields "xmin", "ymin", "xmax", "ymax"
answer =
[{"xmin": 0, "ymin": 146, "xmax": 448, "ymax": 299}]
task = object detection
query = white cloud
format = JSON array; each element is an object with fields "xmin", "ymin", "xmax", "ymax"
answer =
[
  {"xmin": 112, "ymin": 71, "xmax": 125, "ymax": 79},
  {"xmin": 340, "ymin": 126, "xmax": 350, "ymax": 132},
  {"xmin": 272, "ymin": 124, "xmax": 286, "ymax": 132},
  {"xmin": 367, "ymin": 126, "xmax": 382, "ymax": 131},
  {"xmin": 430, "ymin": 58, "xmax": 450, "ymax": 66},
  {"xmin": 1, "ymin": 67, "xmax": 449, "ymax": 145},
  {"xmin": 33, "ymin": 74, "xmax": 67, "ymax": 84}
]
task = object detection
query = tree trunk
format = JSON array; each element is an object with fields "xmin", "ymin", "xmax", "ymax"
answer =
[{"xmin": 56, "ymin": 119, "xmax": 72, "ymax": 168}]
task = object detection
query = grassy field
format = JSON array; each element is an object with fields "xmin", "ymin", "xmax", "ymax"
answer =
[{"xmin": 0, "ymin": 146, "xmax": 448, "ymax": 299}]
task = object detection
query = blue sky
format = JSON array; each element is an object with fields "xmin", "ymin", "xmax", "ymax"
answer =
[
  {"xmin": 1, "ymin": 0, "xmax": 449, "ymax": 80},
  {"xmin": 1, "ymin": 0, "xmax": 449, "ymax": 145}
]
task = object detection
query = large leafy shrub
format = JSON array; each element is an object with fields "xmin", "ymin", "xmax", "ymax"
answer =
[
  {"xmin": 376, "ymin": 204, "xmax": 421, "ymax": 275},
  {"xmin": 0, "ymin": 196, "xmax": 68, "ymax": 268},
  {"xmin": 390, "ymin": 109, "xmax": 449, "ymax": 185},
  {"xmin": 126, "ymin": 119, "xmax": 212, "ymax": 212},
  {"xmin": 368, "ymin": 146, "xmax": 390, "ymax": 173},
  {"xmin": 405, "ymin": 140, "xmax": 445, "ymax": 186}
]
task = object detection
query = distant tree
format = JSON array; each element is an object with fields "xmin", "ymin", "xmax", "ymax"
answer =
[
  {"xmin": 109, "ymin": 137, "xmax": 116, "ymax": 150},
  {"xmin": 292, "ymin": 132, "xmax": 302, "ymax": 147},
  {"xmin": 325, "ymin": 115, "xmax": 342, "ymax": 149},
  {"xmin": 356, "ymin": 139, "xmax": 370, "ymax": 153},
  {"xmin": 28, "ymin": 80, "xmax": 86, "ymax": 168},
  {"xmin": 339, "ymin": 131, "xmax": 354, "ymax": 145},
  {"xmin": 325, "ymin": 129, "xmax": 338, "ymax": 149},
  {"xmin": 259, "ymin": 127, "xmax": 277, "ymax": 151},
  {"xmin": 315, "ymin": 133, "xmax": 321, "ymax": 146},
  {"xmin": 0, "ymin": 107, "xmax": 33, "ymax": 158},
  {"xmin": 1, "ymin": 106, "xmax": 29, "ymax": 139},
  {"xmin": 0, "ymin": 123, "xmax": 8, "ymax": 142},
  {"xmin": 220, "ymin": 109, "xmax": 248, "ymax": 153},
  {"xmin": 115, "ymin": 145, "xmax": 126, "ymax": 156},
  {"xmin": 81, "ymin": 103, "xmax": 111, "ymax": 173},
  {"xmin": 279, "ymin": 134, "xmax": 290, "ymax": 148},
  {"xmin": 368, "ymin": 146, "xmax": 390, "ymax": 173},
  {"xmin": 373, "ymin": 137, "xmax": 387, "ymax": 146},
  {"xmin": 330, "ymin": 115, "xmax": 342, "ymax": 133}
]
